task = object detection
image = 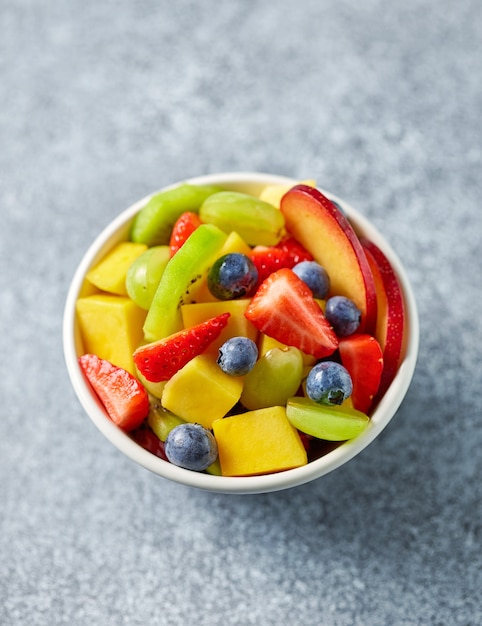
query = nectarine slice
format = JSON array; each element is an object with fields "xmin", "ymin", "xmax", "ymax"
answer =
[
  {"xmin": 280, "ymin": 186, "xmax": 377, "ymax": 334},
  {"xmin": 361, "ymin": 238, "xmax": 406, "ymax": 400}
]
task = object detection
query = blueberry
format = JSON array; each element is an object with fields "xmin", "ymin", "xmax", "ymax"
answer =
[
  {"xmin": 165, "ymin": 423, "xmax": 218, "ymax": 471},
  {"xmin": 292, "ymin": 261, "xmax": 330, "ymax": 299},
  {"xmin": 306, "ymin": 361, "xmax": 353, "ymax": 406},
  {"xmin": 218, "ymin": 336, "xmax": 258, "ymax": 376},
  {"xmin": 325, "ymin": 295, "xmax": 361, "ymax": 337},
  {"xmin": 208, "ymin": 253, "xmax": 258, "ymax": 300}
]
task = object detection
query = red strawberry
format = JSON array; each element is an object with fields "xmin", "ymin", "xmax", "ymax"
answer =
[
  {"xmin": 338, "ymin": 333, "xmax": 384, "ymax": 413},
  {"xmin": 245, "ymin": 268, "xmax": 338, "ymax": 358},
  {"xmin": 133, "ymin": 312, "xmax": 230, "ymax": 382},
  {"xmin": 79, "ymin": 354, "xmax": 149, "ymax": 432},
  {"xmin": 275, "ymin": 236, "xmax": 313, "ymax": 266},
  {"xmin": 249, "ymin": 246, "xmax": 291, "ymax": 286},
  {"xmin": 169, "ymin": 211, "xmax": 202, "ymax": 256}
]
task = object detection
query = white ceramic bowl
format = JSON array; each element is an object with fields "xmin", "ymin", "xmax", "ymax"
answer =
[{"xmin": 63, "ymin": 172, "xmax": 419, "ymax": 494}]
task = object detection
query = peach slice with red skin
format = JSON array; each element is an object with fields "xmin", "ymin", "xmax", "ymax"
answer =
[
  {"xmin": 361, "ymin": 238, "xmax": 406, "ymax": 401},
  {"xmin": 280, "ymin": 185, "xmax": 377, "ymax": 334}
]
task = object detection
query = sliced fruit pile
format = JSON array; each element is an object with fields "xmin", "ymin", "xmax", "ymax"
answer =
[{"xmin": 76, "ymin": 180, "xmax": 406, "ymax": 477}]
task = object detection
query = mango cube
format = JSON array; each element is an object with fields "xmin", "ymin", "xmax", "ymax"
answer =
[
  {"xmin": 212, "ymin": 406, "xmax": 307, "ymax": 476},
  {"xmin": 161, "ymin": 354, "xmax": 243, "ymax": 429},
  {"xmin": 258, "ymin": 333, "xmax": 288, "ymax": 356},
  {"xmin": 258, "ymin": 333, "xmax": 316, "ymax": 367},
  {"xmin": 220, "ymin": 230, "xmax": 252, "ymax": 257},
  {"xmin": 258, "ymin": 179, "xmax": 316, "ymax": 208},
  {"xmin": 181, "ymin": 299, "xmax": 258, "ymax": 354},
  {"xmin": 76, "ymin": 294, "xmax": 146, "ymax": 374},
  {"xmin": 86, "ymin": 242, "xmax": 148, "ymax": 295}
]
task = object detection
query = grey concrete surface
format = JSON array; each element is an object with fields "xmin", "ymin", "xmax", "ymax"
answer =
[{"xmin": 1, "ymin": 1, "xmax": 481, "ymax": 625}]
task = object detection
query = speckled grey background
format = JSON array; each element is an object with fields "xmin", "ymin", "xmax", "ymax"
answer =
[{"xmin": 1, "ymin": 1, "xmax": 481, "ymax": 625}]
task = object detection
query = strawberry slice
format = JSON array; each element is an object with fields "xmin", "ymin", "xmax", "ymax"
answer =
[
  {"xmin": 79, "ymin": 354, "xmax": 149, "ymax": 431},
  {"xmin": 169, "ymin": 211, "xmax": 202, "ymax": 256},
  {"xmin": 245, "ymin": 268, "xmax": 338, "ymax": 358},
  {"xmin": 275, "ymin": 236, "xmax": 313, "ymax": 266},
  {"xmin": 249, "ymin": 246, "xmax": 291, "ymax": 286},
  {"xmin": 338, "ymin": 334, "xmax": 384, "ymax": 413},
  {"xmin": 134, "ymin": 312, "xmax": 230, "ymax": 382},
  {"xmin": 249, "ymin": 238, "xmax": 314, "ymax": 287}
]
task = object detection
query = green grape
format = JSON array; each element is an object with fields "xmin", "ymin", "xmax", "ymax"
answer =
[
  {"xmin": 286, "ymin": 397, "xmax": 369, "ymax": 441},
  {"xmin": 199, "ymin": 191, "xmax": 285, "ymax": 246},
  {"xmin": 126, "ymin": 246, "xmax": 171, "ymax": 310},
  {"xmin": 130, "ymin": 183, "xmax": 223, "ymax": 246},
  {"xmin": 205, "ymin": 456, "xmax": 222, "ymax": 476},
  {"xmin": 148, "ymin": 401, "xmax": 185, "ymax": 441},
  {"xmin": 240, "ymin": 347, "xmax": 303, "ymax": 410}
]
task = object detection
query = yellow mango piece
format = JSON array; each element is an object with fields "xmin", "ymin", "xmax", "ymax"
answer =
[
  {"xmin": 76, "ymin": 294, "xmax": 146, "ymax": 375},
  {"xmin": 213, "ymin": 406, "xmax": 307, "ymax": 476},
  {"xmin": 181, "ymin": 299, "xmax": 258, "ymax": 354},
  {"xmin": 315, "ymin": 298, "xmax": 326, "ymax": 312},
  {"xmin": 78, "ymin": 279, "xmax": 101, "ymax": 298},
  {"xmin": 161, "ymin": 354, "xmax": 243, "ymax": 429},
  {"xmin": 341, "ymin": 396, "xmax": 354, "ymax": 410},
  {"xmin": 258, "ymin": 333, "xmax": 288, "ymax": 356},
  {"xmin": 220, "ymin": 230, "xmax": 252, "ymax": 256},
  {"xmin": 258, "ymin": 179, "xmax": 316, "ymax": 208},
  {"xmin": 190, "ymin": 231, "xmax": 252, "ymax": 303},
  {"xmin": 86, "ymin": 242, "xmax": 148, "ymax": 295},
  {"xmin": 258, "ymin": 333, "xmax": 316, "ymax": 367}
]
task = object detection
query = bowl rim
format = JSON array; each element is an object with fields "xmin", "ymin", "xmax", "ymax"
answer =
[{"xmin": 63, "ymin": 172, "xmax": 419, "ymax": 494}]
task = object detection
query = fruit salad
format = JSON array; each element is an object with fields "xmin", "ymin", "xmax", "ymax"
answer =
[{"xmin": 76, "ymin": 180, "xmax": 406, "ymax": 477}]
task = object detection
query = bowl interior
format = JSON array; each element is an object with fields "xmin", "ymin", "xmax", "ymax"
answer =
[{"xmin": 63, "ymin": 172, "xmax": 419, "ymax": 494}]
